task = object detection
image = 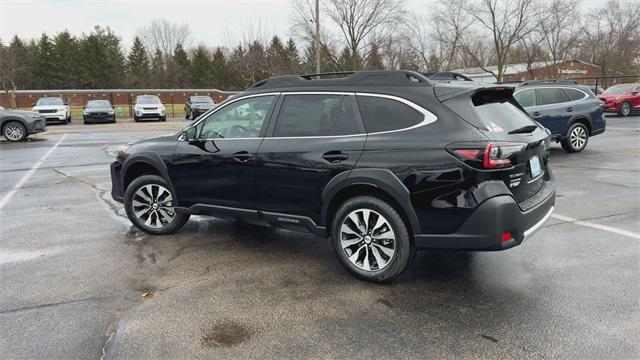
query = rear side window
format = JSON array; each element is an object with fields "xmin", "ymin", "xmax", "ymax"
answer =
[
  {"xmin": 514, "ymin": 89, "xmax": 535, "ymax": 107},
  {"xmin": 356, "ymin": 96, "xmax": 423, "ymax": 133},
  {"xmin": 535, "ymin": 88, "xmax": 570, "ymax": 106},
  {"xmin": 273, "ymin": 94, "xmax": 360, "ymax": 137},
  {"xmin": 563, "ymin": 88, "xmax": 586, "ymax": 101}
]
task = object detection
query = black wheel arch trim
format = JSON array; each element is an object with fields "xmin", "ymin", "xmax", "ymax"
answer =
[
  {"xmin": 566, "ymin": 114, "xmax": 592, "ymax": 135},
  {"xmin": 320, "ymin": 168, "xmax": 422, "ymax": 235},
  {"xmin": 121, "ymin": 153, "xmax": 179, "ymax": 205}
]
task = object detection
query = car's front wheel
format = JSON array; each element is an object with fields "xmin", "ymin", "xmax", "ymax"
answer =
[
  {"xmin": 619, "ymin": 101, "xmax": 631, "ymax": 117},
  {"xmin": 561, "ymin": 122, "xmax": 589, "ymax": 153},
  {"xmin": 332, "ymin": 196, "xmax": 414, "ymax": 282},
  {"xmin": 2, "ymin": 121, "xmax": 27, "ymax": 142},
  {"xmin": 124, "ymin": 175, "xmax": 190, "ymax": 235}
]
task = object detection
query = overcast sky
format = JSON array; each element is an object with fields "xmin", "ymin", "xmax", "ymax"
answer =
[{"xmin": 0, "ymin": 0, "xmax": 608, "ymax": 49}]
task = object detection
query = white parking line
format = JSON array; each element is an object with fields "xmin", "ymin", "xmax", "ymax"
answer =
[
  {"xmin": 551, "ymin": 213, "xmax": 640, "ymax": 239},
  {"xmin": 0, "ymin": 134, "xmax": 67, "ymax": 210}
]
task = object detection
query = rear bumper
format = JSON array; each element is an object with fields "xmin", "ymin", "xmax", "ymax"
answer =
[
  {"xmin": 414, "ymin": 181, "xmax": 556, "ymax": 250},
  {"xmin": 110, "ymin": 161, "xmax": 125, "ymax": 203}
]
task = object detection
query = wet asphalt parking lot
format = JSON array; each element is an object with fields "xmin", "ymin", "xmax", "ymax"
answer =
[{"xmin": 0, "ymin": 116, "xmax": 638, "ymax": 359}]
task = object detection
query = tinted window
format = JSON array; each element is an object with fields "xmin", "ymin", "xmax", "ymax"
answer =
[
  {"xmin": 356, "ymin": 96, "xmax": 423, "ymax": 133},
  {"xmin": 199, "ymin": 95, "xmax": 275, "ymax": 139},
  {"xmin": 86, "ymin": 100, "xmax": 112, "ymax": 108},
  {"xmin": 514, "ymin": 89, "xmax": 535, "ymax": 107},
  {"xmin": 473, "ymin": 100, "xmax": 535, "ymax": 132},
  {"xmin": 535, "ymin": 88, "xmax": 570, "ymax": 106},
  {"xmin": 563, "ymin": 88, "xmax": 586, "ymax": 101},
  {"xmin": 191, "ymin": 96, "xmax": 214, "ymax": 103},
  {"xmin": 273, "ymin": 95, "xmax": 360, "ymax": 137}
]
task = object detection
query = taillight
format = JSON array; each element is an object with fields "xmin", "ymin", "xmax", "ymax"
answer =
[{"xmin": 449, "ymin": 142, "xmax": 526, "ymax": 169}]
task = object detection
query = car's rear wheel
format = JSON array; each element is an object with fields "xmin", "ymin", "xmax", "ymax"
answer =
[
  {"xmin": 619, "ymin": 101, "xmax": 631, "ymax": 117},
  {"xmin": 561, "ymin": 122, "xmax": 589, "ymax": 153},
  {"xmin": 185, "ymin": 111, "xmax": 190, "ymax": 120},
  {"xmin": 2, "ymin": 121, "xmax": 27, "ymax": 142},
  {"xmin": 332, "ymin": 196, "xmax": 414, "ymax": 282},
  {"xmin": 124, "ymin": 175, "xmax": 189, "ymax": 235}
]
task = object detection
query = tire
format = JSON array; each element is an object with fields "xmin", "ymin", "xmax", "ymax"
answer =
[
  {"xmin": 190, "ymin": 111, "xmax": 195, "ymax": 120},
  {"xmin": 185, "ymin": 110, "xmax": 190, "ymax": 120},
  {"xmin": 331, "ymin": 196, "xmax": 414, "ymax": 282},
  {"xmin": 619, "ymin": 101, "xmax": 631, "ymax": 117},
  {"xmin": 124, "ymin": 175, "xmax": 190, "ymax": 235},
  {"xmin": 160, "ymin": 116, "xmax": 167, "ymax": 122},
  {"xmin": 561, "ymin": 122, "xmax": 589, "ymax": 153},
  {"xmin": 2, "ymin": 121, "xmax": 27, "ymax": 142},
  {"xmin": 134, "ymin": 115, "xmax": 139, "ymax": 122},
  {"xmin": 111, "ymin": 115, "xmax": 116, "ymax": 123},
  {"xmin": 67, "ymin": 113, "xmax": 71, "ymax": 123}
]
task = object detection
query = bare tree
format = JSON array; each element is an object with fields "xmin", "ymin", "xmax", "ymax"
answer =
[
  {"xmin": 538, "ymin": 0, "xmax": 582, "ymax": 78},
  {"xmin": 581, "ymin": 0, "xmax": 640, "ymax": 80},
  {"xmin": 137, "ymin": 19, "xmax": 190, "ymax": 57},
  {"xmin": 0, "ymin": 44, "xmax": 24, "ymax": 108},
  {"xmin": 461, "ymin": 0, "xmax": 537, "ymax": 82},
  {"xmin": 291, "ymin": 0, "xmax": 406, "ymax": 70}
]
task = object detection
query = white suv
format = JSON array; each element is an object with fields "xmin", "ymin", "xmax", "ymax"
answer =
[
  {"xmin": 32, "ymin": 97, "xmax": 71, "ymax": 124},
  {"xmin": 133, "ymin": 95, "xmax": 166, "ymax": 122}
]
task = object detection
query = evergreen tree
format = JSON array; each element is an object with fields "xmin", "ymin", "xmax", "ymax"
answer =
[
  {"xmin": 190, "ymin": 46, "xmax": 211, "ymax": 88},
  {"xmin": 149, "ymin": 49, "xmax": 166, "ymax": 88},
  {"xmin": 266, "ymin": 35, "xmax": 286, "ymax": 76},
  {"xmin": 8, "ymin": 36, "xmax": 30, "ymax": 89},
  {"xmin": 172, "ymin": 43, "xmax": 191, "ymax": 88},
  {"xmin": 31, "ymin": 34, "xmax": 54, "ymax": 88},
  {"xmin": 126, "ymin": 36, "xmax": 150, "ymax": 88},
  {"xmin": 51, "ymin": 31, "xmax": 79, "ymax": 88},
  {"xmin": 366, "ymin": 43, "xmax": 385, "ymax": 70},
  {"xmin": 210, "ymin": 47, "xmax": 229, "ymax": 89},
  {"xmin": 78, "ymin": 26, "xmax": 125, "ymax": 88},
  {"xmin": 283, "ymin": 38, "xmax": 301, "ymax": 74},
  {"xmin": 338, "ymin": 47, "xmax": 354, "ymax": 71}
]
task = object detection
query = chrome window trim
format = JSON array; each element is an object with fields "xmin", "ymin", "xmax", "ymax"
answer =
[
  {"xmin": 514, "ymin": 86, "xmax": 588, "ymax": 108},
  {"xmin": 181, "ymin": 90, "xmax": 438, "ymax": 140}
]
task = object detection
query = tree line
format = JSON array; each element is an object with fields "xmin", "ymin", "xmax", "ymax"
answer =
[{"xmin": 0, "ymin": 0, "xmax": 638, "ymax": 94}]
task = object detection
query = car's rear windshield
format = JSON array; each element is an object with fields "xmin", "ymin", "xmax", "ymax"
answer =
[
  {"xmin": 603, "ymin": 84, "xmax": 634, "ymax": 94},
  {"xmin": 136, "ymin": 97, "xmax": 161, "ymax": 104},
  {"xmin": 86, "ymin": 100, "xmax": 111, "ymax": 108},
  {"xmin": 192, "ymin": 96, "xmax": 214, "ymax": 103},
  {"xmin": 444, "ymin": 89, "xmax": 535, "ymax": 133},
  {"xmin": 36, "ymin": 98, "xmax": 64, "ymax": 106}
]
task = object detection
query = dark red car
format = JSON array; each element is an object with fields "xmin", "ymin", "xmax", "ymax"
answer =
[{"xmin": 598, "ymin": 83, "xmax": 640, "ymax": 116}]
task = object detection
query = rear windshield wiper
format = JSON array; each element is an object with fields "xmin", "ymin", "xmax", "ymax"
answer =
[{"xmin": 508, "ymin": 125, "xmax": 538, "ymax": 134}]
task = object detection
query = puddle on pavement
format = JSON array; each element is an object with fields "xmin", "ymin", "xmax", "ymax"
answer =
[
  {"xmin": 202, "ymin": 321, "xmax": 253, "ymax": 348},
  {"xmin": 0, "ymin": 250, "xmax": 47, "ymax": 264}
]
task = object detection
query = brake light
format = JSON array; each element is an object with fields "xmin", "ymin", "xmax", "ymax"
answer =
[
  {"xmin": 501, "ymin": 232, "xmax": 513, "ymax": 242},
  {"xmin": 449, "ymin": 142, "xmax": 526, "ymax": 169},
  {"xmin": 483, "ymin": 143, "xmax": 525, "ymax": 168}
]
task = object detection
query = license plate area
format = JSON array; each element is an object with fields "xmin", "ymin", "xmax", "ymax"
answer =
[{"xmin": 529, "ymin": 155, "xmax": 542, "ymax": 178}]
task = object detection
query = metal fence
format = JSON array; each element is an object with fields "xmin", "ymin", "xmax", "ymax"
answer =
[{"xmin": 569, "ymin": 74, "xmax": 639, "ymax": 91}]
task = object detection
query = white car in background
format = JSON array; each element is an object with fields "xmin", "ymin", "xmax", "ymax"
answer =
[
  {"xmin": 32, "ymin": 97, "xmax": 71, "ymax": 124},
  {"xmin": 133, "ymin": 95, "xmax": 166, "ymax": 122}
]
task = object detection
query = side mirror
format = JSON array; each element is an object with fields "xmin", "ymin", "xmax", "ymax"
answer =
[
  {"xmin": 162, "ymin": 101, "xmax": 166, "ymax": 104},
  {"xmin": 32, "ymin": 102, "xmax": 36, "ymax": 106},
  {"xmin": 64, "ymin": 102, "xmax": 69, "ymax": 106},
  {"xmin": 82, "ymin": 106, "xmax": 85, "ymax": 109},
  {"xmin": 183, "ymin": 126, "xmax": 197, "ymax": 142}
]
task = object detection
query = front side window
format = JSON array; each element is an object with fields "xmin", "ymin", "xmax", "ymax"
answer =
[
  {"xmin": 199, "ymin": 95, "xmax": 275, "ymax": 139},
  {"xmin": 356, "ymin": 96, "xmax": 423, "ymax": 133},
  {"xmin": 514, "ymin": 89, "xmax": 535, "ymax": 107},
  {"xmin": 535, "ymin": 88, "xmax": 570, "ymax": 106},
  {"xmin": 273, "ymin": 94, "xmax": 360, "ymax": 137}
]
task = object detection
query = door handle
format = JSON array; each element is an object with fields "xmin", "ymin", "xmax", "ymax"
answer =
[
  {"xmin": 322, "ymin": 151, "xmax": 349, "ymax": 163},
  {"xmin": 532, "ymin": 111, "xmax": 541, "ymax": 117},
  {"xmin": 566, "ymin": 107, "xmax": 573, "ymax": 112},
  {"xmin": 233, "ymin": 151, "xmax": 253, "ymax": 162}
]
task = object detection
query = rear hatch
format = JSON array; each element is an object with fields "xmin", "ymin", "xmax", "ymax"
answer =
[{"xmin": 436, "ymin": 84, "xmax": 551, "ymax": 204}]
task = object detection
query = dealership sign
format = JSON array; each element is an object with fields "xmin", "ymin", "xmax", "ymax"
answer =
[{"xmin": 558, "ymin": 69, "xmax": 588, "ymax": 75}]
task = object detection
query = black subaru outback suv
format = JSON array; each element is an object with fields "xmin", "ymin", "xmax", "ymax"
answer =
[{"xmin": 111, "ymin": 71, "xmax": 555, "ymax": 282}]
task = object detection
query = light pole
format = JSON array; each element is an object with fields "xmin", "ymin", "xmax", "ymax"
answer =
[{"xmin": 315, "ymin": 0, "xmax": 320, "ymax": 74}]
